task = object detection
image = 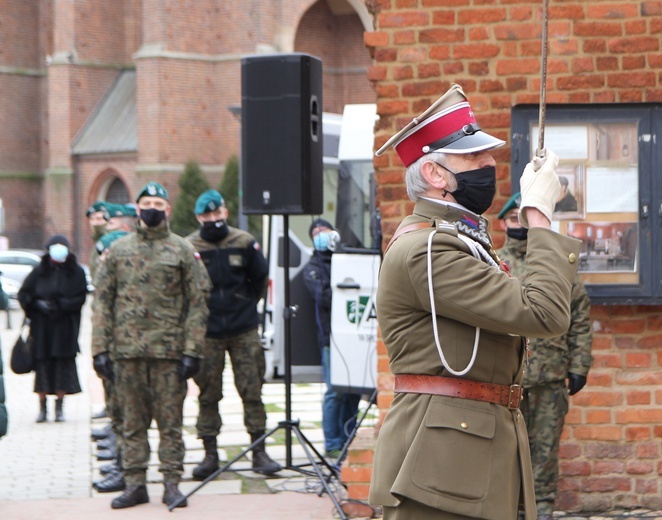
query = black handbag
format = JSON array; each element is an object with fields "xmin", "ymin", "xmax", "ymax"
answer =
[{"xmin": 10, "ymin": 318, "xmax": 34, "ymax": 375}]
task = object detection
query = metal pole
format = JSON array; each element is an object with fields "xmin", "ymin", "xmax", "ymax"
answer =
[{"xmin": 536, "ymin": 0, "xmax": 549, "ymax": 158}]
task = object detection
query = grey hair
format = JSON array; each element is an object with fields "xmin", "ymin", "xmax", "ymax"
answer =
[{"xmin": 405, "ymin": 151, "xmax": 448, "ymax": 201}]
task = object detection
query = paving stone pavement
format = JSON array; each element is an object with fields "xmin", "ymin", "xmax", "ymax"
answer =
[{"xmin": 0, "ymin": 298, "xmax": 379, "ymax": 519}]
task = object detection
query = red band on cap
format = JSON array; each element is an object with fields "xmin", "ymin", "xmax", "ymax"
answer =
[{"xmin": 394, "ymin": 105, "xmax": 476, "ymax": 167}]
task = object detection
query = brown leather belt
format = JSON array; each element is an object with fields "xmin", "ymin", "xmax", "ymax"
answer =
[{"xmin": 394, "ymin": 374, "xmax": 523, "ymax": 410}]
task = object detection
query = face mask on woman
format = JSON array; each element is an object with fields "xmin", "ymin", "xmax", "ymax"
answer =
[{"xmin": 49, "ymin": 244, "xmax": 69, "ymax": 263}]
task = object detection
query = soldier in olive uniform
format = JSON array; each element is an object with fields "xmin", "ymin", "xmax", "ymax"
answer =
[
  {"xmin": 92, "ymin": 182, "xmax": 211, "ymax": 510},
  {"xmin": 86, "ymin": 200, "xmax": 108, "ymax": 282},
  {"xmin": 186, "ymin": 189, "xmax": 281, "ymax": 479},
  {"xmin": 498, "ymin": 193, "xmax": 593, "ymax": 520},
  {"xmin": 368, "ymin": 84, "xmax": 582, "ymax": 520}
]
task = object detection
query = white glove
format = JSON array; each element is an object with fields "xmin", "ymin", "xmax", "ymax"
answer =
[{"xmin": 518, "ymin": 149, "xmax": 561, "ymax": 227}]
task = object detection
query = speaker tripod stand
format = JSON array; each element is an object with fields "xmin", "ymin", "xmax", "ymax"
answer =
[{"xmin": 170, "ymin": 215, "xmax": 349, "ymax": 519}]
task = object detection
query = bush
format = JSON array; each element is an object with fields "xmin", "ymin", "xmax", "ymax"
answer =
[{"xmin": 170, "ymin": 161, "xmax": 210, "ymax": 237}]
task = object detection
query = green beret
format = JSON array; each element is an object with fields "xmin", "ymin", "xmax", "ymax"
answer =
[
  {"xmin": 136, "ymin": 181, "xmax": 169, "ymax": 202},
  {"xmin": 195, "ymin": 189, "xmax": 224, "ymax": 215},
  {"xmin": 95, "ymin": 230, "xmax": 128, "ymax": 255},
  {"xmin": 102, "ymin": 203, "xmax": 120, "ymax": 221},
  {"xmin": 497, "ymin": 192, "xmax": 522, "ymax": 219},
  {"xmin": 105, "ymin": 203, "xmax": 139, "ymax": 220},
  {"xmin": 86, "ymin": 200, "xmax": 107, "ymax": 217}
]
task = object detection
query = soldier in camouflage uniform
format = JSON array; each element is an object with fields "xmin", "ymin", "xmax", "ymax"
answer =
[
  {"xmin": 92, "ymin": 182, "xmax": 211, "ymax": 510},
  {"xmin": 185, "ymin": 189, "xmax": 281, "ymax": 479},
  {"xmin": 497, "ymin": 193, "xmax": 593, "ymax": 520}
]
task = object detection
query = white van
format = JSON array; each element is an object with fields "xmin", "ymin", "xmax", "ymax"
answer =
[{"xmin": 261, "ymin": 104, "xmax": 380, "ymax": 395}]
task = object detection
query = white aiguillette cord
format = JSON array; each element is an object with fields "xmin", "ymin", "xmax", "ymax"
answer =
[{"xmin": 425, "ymin": 227, "xmax": 500, "ymax": 376}]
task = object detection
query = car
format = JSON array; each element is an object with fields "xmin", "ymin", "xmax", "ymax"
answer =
[
  {"xmin": 0, "ymin": 249, "xmax": 44, "ymax": 285},
  {"xmin": 0, "ymin": 274, "xmax": 20, "ymax": 309},
  {"xmin": 0, "ymin": 249, "xmax": 94, "ymax": 294}
]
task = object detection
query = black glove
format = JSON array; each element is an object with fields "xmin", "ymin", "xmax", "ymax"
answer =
[
  {"xmin": 93, "ymin": 352, "xmax": 115, "ymax": 382},
  {"xmin": 568, "ymin": 373, "xmax": 587, "ymax": 396},
  {"xmin": 35, "ymin": 299, "xmax": 57, "ymax": 315},
  {"xmin": 177, "ymin": 355, "xmax": 200, "ymax": 382}
]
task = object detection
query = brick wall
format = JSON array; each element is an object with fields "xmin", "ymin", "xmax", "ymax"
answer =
[{"xmin": 357, "ymin": 0, "xmax": 662, "ymax": 512}]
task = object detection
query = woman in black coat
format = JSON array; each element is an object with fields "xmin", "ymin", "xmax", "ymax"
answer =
[{"xmin": 18, "ymin": 234, "xmax": 87, "ymax": 423}]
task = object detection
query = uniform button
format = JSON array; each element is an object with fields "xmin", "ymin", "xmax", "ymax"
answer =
[
  {"xmin": 568, "ymin": 253, "xmax": 577, "ymax": 264},
  {"xmin": 460, "ymin": 422, "xmax": 468, "ymax": 429}
]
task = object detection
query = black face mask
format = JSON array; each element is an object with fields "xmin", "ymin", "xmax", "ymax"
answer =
[
  {"xmin": 200, "ymin": 220, "xmax": 229, "ymax": 242},
  {"xmin": 506, "ymin": 227, "xmax": 529, "ymax": 241},
  {"xmin": 441, "ymin": 164, "xmax": 496, "ymax": 215},
  {"xmin": 140, "ymin": 208, "xmax": 166, "ymax": 227}
]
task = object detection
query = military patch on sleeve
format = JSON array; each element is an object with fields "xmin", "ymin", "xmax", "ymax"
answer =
[
  {"xmin": 194, "ymin": 251, "xmax": 201, "ymax": 260},
  {"xmin": 253, "ymin": 242, "xmax": 261, "ymax": 251}
]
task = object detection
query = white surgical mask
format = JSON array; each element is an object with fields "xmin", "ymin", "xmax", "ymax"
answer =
[{"xmin": 49, "ymin": 244, "xmax": 69, "ymax": 263}]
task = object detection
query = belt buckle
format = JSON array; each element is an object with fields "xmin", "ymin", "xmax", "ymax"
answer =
[{"xmin": 508, "ymin": 384, "xmax": 522, "ymax": 410}]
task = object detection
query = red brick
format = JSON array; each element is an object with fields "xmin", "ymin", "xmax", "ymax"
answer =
[
  {"xmin": 637, "ymin": 442, "xmax": 660, "ymax": 458},
  {"xmin": 626, "ymin": 461, "xmax": 655, "ymax": 474},
  {"xmin": 626, "ymin": 390, "xmax": 652, "ymax": 405},
  {"xmin": 587, "ymin": 4, "xmax": 639, "ymax": 19},
  {"xmin": 609, "ymin": 37, "xmax": 661, "ymax": 53},
  {"xmin": 560, "ymin": 460, "xmax": 591, "ymax": 476},
  {"xmin": 393, "ymin": 30, "xmax": 415, "ymax": 45},
  {"xmin": 626, "ymin": 353, "xmax": 652, "ymax": 368},
  {"xmin": 457, "ymin": 7, "xmax": 506, "ymax": 24},
  {"xmin": 637, "ymin": 335, "xmax": 662, "ymax": 349},
  {"xmin": 378, "ymin": 11, "xmax": 430, "ymax": 28},
  {"xmin": 574, "ymin": 426, "xmax": 623, "ymax": 441},
  {"xmin": 616, "ymin": 408, "xmax": 662, "ymax": 423},
  {"xmin": 593, "ymin": 461, "xmax": 625, "ymax": 474},
  {"xmin": 574, "ymin": 22, "xmax": 624, "ymax": 37},
  {"xmin": 364, "ymin": 31, "xmax": 389, "ymax": 47},
  {"xmin": 642, "ymin": 1, "xmax": 662, "ymax": 16},
  {"xmin": 581, "ymin": 477, "xmax": 632, "ymax": 492},
  {"xmin": 635, "ymin": 478, "xmax": 659, "ymax": 494},
  {"xmin": 585, "ymin": 409, "xmax": 613, "ymax": 424}
]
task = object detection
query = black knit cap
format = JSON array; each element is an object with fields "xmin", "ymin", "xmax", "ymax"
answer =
[
  {"xmin": 45, "ymin": 234, "xmax": 71, "ymax": 249},
  {"xmin": 308, "ymin": 218, "xmax": 333, "ymax": 238}
]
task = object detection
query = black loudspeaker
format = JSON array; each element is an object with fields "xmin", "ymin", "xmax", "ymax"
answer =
[{"xmin": 241, "ymin": 53, "xmax": 323, "ymax": 215}]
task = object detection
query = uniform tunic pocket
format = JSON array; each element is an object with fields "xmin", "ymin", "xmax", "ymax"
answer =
[{"xmin": 410, "ymin": 398, "xmax": 496, "ymax": 501}]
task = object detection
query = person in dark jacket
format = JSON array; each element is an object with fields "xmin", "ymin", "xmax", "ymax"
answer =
[
  {"xmin": 0, "ymin": 335, "xmax": 7, "ymax": 438},
  {"xmin": 18, "ymin": 234, "xmax": 87, "ymax": 423},
  {"xmin": 302, "ymin": 218, "xmax": 360, "ymax": 460},
  {"xmin": 186, "ymin": 189, "xmax": 281, "ymax": 479}
]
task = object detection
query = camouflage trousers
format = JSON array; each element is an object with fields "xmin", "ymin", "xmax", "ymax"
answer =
[
  {"xmin": 102, "ymin": 378, "xmax": 123, "ymax": 451},
  {"xmin": 193, "ymin": 328, "xmax": 267, "ymax": 438},
  {"xmin": 115, "ymin": 358, "xmax": 187, "ymax": 485},
  {"xmin": 521, "ymin": 380, "xmax": 569, "ymax": 516}
]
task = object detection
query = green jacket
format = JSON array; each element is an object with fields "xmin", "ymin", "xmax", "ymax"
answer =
[
  {"xmin": 498, "ymin": 235, "xmax": 593, "ymax": 386},
  {"xmin": 92, "ymin": 222, "xmax": 210, "ymax": 360},
  {"xmin": 369, "ymin": 199, "xmax": 581, "ymax": 520}
]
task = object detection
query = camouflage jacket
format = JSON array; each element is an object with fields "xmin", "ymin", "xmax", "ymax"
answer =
[
  {"xmin": 91, "ymin": 222, "xmax": 211, "ymax": 360},
  {"xmin": 498, "ymin": 235, "xmax": 593, "ymax": 386}
]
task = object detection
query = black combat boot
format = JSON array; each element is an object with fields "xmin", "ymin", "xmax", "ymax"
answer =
[
  {"xmin": 36, "ymin": 398, "xmax": 47, "ymax": 423},
  {"xmin": 192, "ymin": 436, "xmax": 219, "ymax": 481},
  {"xmin": 96, "ymin": 432, "xmax": 117, "ymax": 450},
  {"xmin": 93, "ymin": 470, "xmax": 126, "ymax": 493},
  {"xmin": 110, "ymin": 485, "xmax": 149, "ymax": 509},
  {"xmin": 99, "ymin": 461, "xmax": 120, "ymax": 475},
  {"xmin": 250, "ymin": 430, "xmax": 282, "ymax": 476},
  {"xmin": 55, "ymin": 398, "xmax": 65, "ymax": 422},
  {"xmin": 91, "ymin": 423, "xmax": 112, "ymax": 441},
  {"xmin": 162, "ymin": 482, "xmax": 187, "ymax": 508},
  {"xmin": 94, "ymin": 450, "xmax": 125, "ymax": 493}
]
